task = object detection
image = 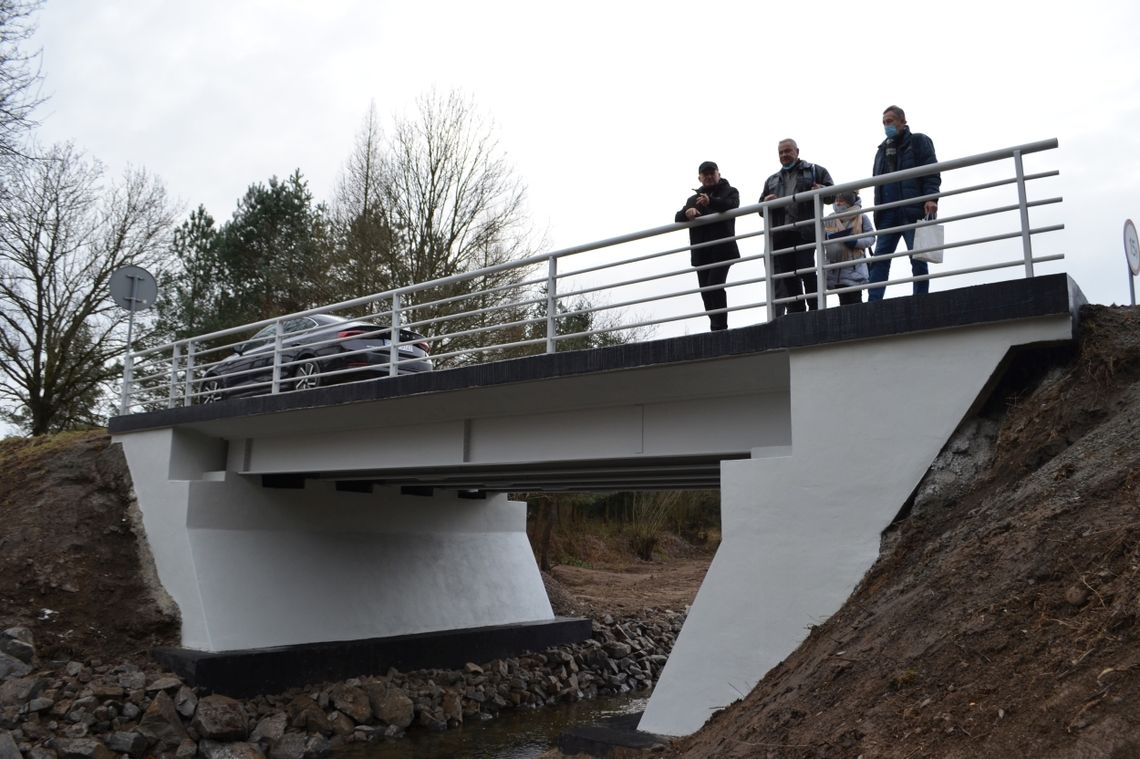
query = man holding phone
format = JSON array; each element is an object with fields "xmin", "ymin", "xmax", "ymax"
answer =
[{"xmin": 676, "ymin": 161, "xmax": 741, "ymax": 331}]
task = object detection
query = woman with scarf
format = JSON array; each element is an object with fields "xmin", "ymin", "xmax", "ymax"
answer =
[{"xmin": 822, "ymin": 191, "xmax": 875, "ymax": 306}]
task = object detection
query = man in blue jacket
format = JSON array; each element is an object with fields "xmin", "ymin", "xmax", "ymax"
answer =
[{"xmin": 867, "ymin": 105, "xmax": 941, "ymax": 301}]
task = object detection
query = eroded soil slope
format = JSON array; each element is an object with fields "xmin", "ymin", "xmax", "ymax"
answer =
[
  {"xmin": 668, "ymin": 304, "xmax": 1140, "ymax": 758},
  {"xmin": 0, "ymin": 431, "xmax": 179, "ymax": 661}
]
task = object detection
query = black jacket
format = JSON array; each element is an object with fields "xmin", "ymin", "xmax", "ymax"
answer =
[
  {"xmin": 676, "ymin": 178, "xmax": 741, "ymax": 264},
  {"xmin": 760, "ymin": 160, "xmax": 835, "ymax": 242},
  {"xmin": 873, "ymin": 127, "xmax": 940, "ymax": 227}
]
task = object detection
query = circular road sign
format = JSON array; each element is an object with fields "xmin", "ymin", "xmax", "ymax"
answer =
[
  {"xmin": 1125, "ymin": 219, "xmax": 1140, "ymax": 276},
  {"xmin": 109, "ymin": 265, "xmax": 158, "ymax": 312}
]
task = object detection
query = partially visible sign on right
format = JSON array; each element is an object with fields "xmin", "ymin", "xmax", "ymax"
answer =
[{"xmin": 1126, "ymin": 219, "xmax": 1140, "ymax": 276}]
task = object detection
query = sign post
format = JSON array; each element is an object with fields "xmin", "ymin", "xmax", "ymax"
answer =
[
  {"xmin": 1125, "ymin": 219, "xmax": 1140, "ymax": 307},
  {"xmin": 110, "ymin": 266, "xmax": 158, "ymax": 414}
]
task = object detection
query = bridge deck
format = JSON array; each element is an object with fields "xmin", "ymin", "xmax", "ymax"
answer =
[{"xmin": 110, "ymin": 275, "xmax": 1080, "ymax": 493}]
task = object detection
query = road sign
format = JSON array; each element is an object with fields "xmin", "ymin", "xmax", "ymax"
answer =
[
  {"xmin": 110, "ymin": 266, "xmax": 158, "ymax": 312},
  {"xmin": 111, "ymin": 266, "xmax": 159, "ymax": 414},
  {"xmin": 1125, "ymin": 219, "xmax": 1140, "ymax": 276}
]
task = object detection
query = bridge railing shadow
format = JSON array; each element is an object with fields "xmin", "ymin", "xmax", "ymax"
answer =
[{"xmin": 121, "ymin": 139, "xmax": 1064, "ymax": 413}]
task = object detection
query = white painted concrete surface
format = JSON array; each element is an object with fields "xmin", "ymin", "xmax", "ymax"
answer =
[
  {"xmin": 116, "ymin": 428, "xmax": 551, "ymax": 651},
  {"xmin": 238, "ymin": 357, "xmax": 793, "ymax": 476},
  {"xmin": 638, "ymin": 316, "xmax": 1074, "ymax": 735},
  {"xmin": 114, "ymin": 352, "xmax": 796, "ymax": 653}
]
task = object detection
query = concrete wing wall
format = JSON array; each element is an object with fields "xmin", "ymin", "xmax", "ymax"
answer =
[{"xmin": 639, "ymin": 315, "xmax": 1076, "ymax": 736}]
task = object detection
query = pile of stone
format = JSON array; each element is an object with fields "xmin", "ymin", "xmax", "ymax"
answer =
[{"xmin": 0, "ymin": 611, "xmax": 683, "ymax": 758}]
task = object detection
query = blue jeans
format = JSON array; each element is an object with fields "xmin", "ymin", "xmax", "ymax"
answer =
[{"xmin": 867, "ymin": 229, "xmax": 929, "ymax": 301}]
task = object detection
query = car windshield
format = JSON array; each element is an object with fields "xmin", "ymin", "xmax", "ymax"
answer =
[{"xmin": 239, "ymin": 325, "xmax": 277, "ymax": 354}]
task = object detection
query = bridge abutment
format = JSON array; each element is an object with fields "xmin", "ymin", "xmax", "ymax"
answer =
[
  {"xmin": 115, "ymin": 428, "xmax": 556, "ymax": 654},
  {"xmin": 638, "ymin": 318, "xmax": 1077, "ymax": 735}
]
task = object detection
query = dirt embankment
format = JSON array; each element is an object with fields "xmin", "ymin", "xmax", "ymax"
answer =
[
  {"xmin": 667, "ymin": 304, "xmax": 1140, "ymax": 758},
  {"xmin": 0, "ymin": 431, "xmax": 179, "ymax": 662}
]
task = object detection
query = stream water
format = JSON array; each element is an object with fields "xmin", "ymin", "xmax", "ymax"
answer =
[{"xmin": 335, "ymin": 692, "xmax": 649, "ymax": 759}]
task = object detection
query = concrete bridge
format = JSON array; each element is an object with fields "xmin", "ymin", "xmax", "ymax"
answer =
[{"xmin": 109, "ymin": 273, "xmax": 1081, "ymax": 736}]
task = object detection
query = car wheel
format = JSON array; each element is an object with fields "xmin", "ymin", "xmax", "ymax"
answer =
[
  {"xmin": 294, "ymin": 359, "xmax": 321, "ymax": 391},
  {"xmin": 201, "ymin": 378, "xmax": 224, "ymax": 404}
]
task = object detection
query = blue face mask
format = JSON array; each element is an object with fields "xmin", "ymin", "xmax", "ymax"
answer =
[
  {"xmin": 834, "ymin": 204, "xmax": 848, "ymax": 213},
  {"xmin": 884, "ymin": 125, "xmax": 898, "ymax": 139},
  {"xmin": 781, "ymin": 160, "xmax": 796, "ymax": 170}
]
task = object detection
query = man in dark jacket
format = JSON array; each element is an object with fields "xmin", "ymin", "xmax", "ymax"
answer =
[
  {"xmin": 868, "ymin": 105, "xmax": 941, "ymax": 301},
  {"xmin": 676, "ymin": 161, "xmax": 740, "ymax": 331},
  {"xmin": 761, "ymin": 139, "xmax": 834, "ymax": 315}
]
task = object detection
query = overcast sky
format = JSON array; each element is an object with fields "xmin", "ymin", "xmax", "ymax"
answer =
[{"xmin": 28, "ymin": 0, "xmax": 1140, "ymax": 314}]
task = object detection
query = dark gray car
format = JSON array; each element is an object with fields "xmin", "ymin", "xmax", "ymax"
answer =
[{"xmin": 198, "ymin": 314, "xmax": 432, "ymax": 402}]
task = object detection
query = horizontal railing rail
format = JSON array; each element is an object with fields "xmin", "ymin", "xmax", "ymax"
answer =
[{"xmin": 120, "ymin": 138, "xmax": 1064, "ymax": 413}]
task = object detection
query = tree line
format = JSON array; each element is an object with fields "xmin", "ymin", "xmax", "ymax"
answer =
[{"xmin": 0, "ymin": 3, "xmax": 626, "ymax": 436}]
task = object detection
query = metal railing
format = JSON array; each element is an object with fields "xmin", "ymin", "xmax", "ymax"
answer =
[{"xmin": 120, "ymin": 138, "xmax": 1064, "ymax": 413}]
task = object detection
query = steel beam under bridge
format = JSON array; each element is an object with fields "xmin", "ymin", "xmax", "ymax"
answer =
[{"xmin": 109, "ymin": 274, "xmax": 1083, "ymax": 735}]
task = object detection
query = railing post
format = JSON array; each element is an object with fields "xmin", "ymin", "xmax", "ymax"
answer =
[
  {"xmin": 271, "ymin": 320, "xmax": 283, "ymax": 394},
  {"xmin": 813, "ymin": 194, "xmax": 827, "ymax": 310},
  {"xmin": 1013, "ymin": 149, "xmax": 1035, "ymax": 277},
  {"xmin": 546, "ymin": 257, "xmax": 558, "ymax": 353},
  {"xmin": 168, "ymin": 343, "xmax": 181, "ymax": 409},
  {"xmin": 183, "ymin": 342, "xmax": 196, "ymax": 407},
  {"xmin": 389, "ymin": 293, "xmax": 402, "ymax": 377},
  {"xmin": 119, "ymin": 352, "xmax": 133, "ymax": 415},
  {"xmin": 763, "ymin": 205, "xmax": 776, "ymax": 322}
]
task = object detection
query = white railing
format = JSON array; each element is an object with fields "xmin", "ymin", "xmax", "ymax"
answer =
[{"xmin": 120, "ymin": 138, "xmax": 1064, "ymax": 413}]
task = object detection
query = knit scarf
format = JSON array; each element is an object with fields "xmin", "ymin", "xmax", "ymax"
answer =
[
  {"xmin": 824, "ymin": 204, "xmax": 864, "ymax": 237},
  {"xmin": 823, "ymin": 204, "xmax": 866, "ymax": 263}
]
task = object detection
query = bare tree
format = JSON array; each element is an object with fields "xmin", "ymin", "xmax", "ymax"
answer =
[
  {"xmin": 329, "ymin": 101, "xmax": 394, "ymax": 301},
  {"xmin": 0, "ymin": 143, "xmax": 175, "ymax": 434},
  {"xmin": 329, "ymin": 92, "xmax": 648, "ymax": 366},
  {"xmin": 330, "ymin": 92, "xmax": 541, "ymax": 365},
  {"xmin": 382, "ymin": 90, "xmax": 531, "ymax": 287},
  {"xmin": 0, "ymin": 0, "xmax": 43, "ymax": 159}
]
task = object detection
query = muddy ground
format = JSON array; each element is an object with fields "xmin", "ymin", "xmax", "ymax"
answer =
[{"xmin": 546, "ymin": 560, "xmax": 711, "ymax": 620}]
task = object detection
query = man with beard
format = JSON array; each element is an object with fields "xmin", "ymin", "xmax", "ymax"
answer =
[{"xmin": 676, "ymin": 161, "xmax": 741, "ymax": 331}]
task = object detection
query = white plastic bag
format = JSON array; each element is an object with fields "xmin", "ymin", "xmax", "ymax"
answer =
[{"xmin": 913, "ymin": 215, "xmax": 944, "ymax": 264}]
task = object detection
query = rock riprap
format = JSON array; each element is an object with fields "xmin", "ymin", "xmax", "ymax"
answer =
[{"xmin": 0, "ymin": 612, "xmax": 683, "ymax": 757}]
